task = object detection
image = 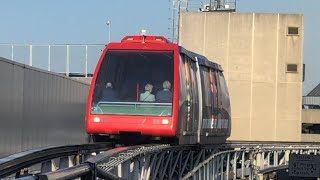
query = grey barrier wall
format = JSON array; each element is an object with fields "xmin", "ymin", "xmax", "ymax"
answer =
[{"xmin": 0, "ymin": 57, "xmax": 89, "ymax": 158}]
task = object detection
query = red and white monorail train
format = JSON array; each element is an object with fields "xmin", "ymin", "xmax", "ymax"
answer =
[{"xmin": 86, "ymin": 35, "xmax": 231, "ymax": 145}]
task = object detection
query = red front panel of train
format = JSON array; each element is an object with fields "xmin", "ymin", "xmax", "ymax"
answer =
[
  {"xmin": 87, "ymin": 115, "xmax": 175, "ymax": 136},
  {"xmin": 85, "ymin": 36, "xmax": 180, "ymax": 137}
]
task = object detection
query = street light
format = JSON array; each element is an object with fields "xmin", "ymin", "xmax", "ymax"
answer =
[{"xmin": 106, "ymin": 20, "xmax": 111, "ymax": 43}]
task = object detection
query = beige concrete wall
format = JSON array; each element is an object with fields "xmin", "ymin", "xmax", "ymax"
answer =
[
  {"xmin": 72, "ymin": 77, "xmax": 92, "ymax": 84},
  {"xmin": 302, "ymin": 109, "xmax": 320, "ymax": 124},
  {"xmin": 301, "ymin": 110, "xmax": 320, "ymax": 141},
  {"xmin": 179, "ymin": 12, "xmax": 304, "ymax": 141}
]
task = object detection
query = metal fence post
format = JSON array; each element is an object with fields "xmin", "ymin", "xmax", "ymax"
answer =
[
  {"xmin": 241, "ymin": 151, "xmax": 245, "ymax": 179},
  {"xmin": 48, "ymin": 45, "xmax": 51, "ymax": 71},
  {"xmin": 66, "ymin": 45, "xmax": 70, "ymax": 76},
  {"xmin": 29, "ymin": 45, "xmax": 33, "ymax": 66},
  {"xmin": 0, "ymin": 43, "xmax": 104, "ymax": 75},
  {"xmin": 226, "ymin": 153, "xmax": 230, "ymax": 180},
  {"xmin": 273, "ymin": 151, "xmax": 278, "ymax": 166},
  {"xmin": 11, "ymin": 44, "xmax": 14, "ymax": 60},
  {"xmin": 285, "ymin": 150, "xmax": 290, "ymax": 165},
  {"xmin": 220, "ymin": 154, "xmax": 224, "ymax": 180},
  {"xmin": 233, "ymin": 152, "xmax": 237, "ymax": 180},
  {"xmin": 85, "ymin": 45, "xmax": 88, "ymax": 77}
]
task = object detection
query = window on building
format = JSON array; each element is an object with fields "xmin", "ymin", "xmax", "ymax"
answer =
[
  {"xmin": 302, "ymin": 123, "xmax": 320, "ymax": 134},
  {"xmin": 287, "ymin": 27, "xmax": 299, "ymax": 35},
  {"xmin": 286, "ymin": 64, "xmax": 298, "ymax": 73}
]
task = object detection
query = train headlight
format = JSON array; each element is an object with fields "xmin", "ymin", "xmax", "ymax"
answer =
[
  {"xmin": 162, "ymin": 119, "xmax": 169, "ymax": 125},
  {"xmin": 93, "ymin": 117, "xmax": 100, "ymax": 123}
]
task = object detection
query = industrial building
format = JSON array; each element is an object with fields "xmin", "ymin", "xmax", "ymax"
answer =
[{"xmin": 179, "ymin": 12, "xmax": 304, "ymax": 141}]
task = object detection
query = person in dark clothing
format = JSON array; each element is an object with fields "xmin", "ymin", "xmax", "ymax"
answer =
[
  {"xmin": 156, "ymin": 81, "xmax": 173, "ymax": 103},
  {"xmin": 101, "ymin": 82, "xmax": 118, "ymax": 101}
]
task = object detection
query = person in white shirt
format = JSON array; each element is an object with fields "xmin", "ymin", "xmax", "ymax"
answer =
[{"xmin": 140, "ymin": 83, "xmax": 155, "ymax": 102}]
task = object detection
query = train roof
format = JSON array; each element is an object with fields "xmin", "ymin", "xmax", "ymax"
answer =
[
  {"xmin": 119, "ymin": 35, "xmax": 223, "ymax": 71},
  {"xmin": 179, "ymin": 46, "xmax": 223, "ymax": 71}
]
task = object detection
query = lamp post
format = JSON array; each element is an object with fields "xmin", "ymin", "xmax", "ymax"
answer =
[{"xmin": 106, "ymin": 20, "xmax": 111, "ymax": 43}]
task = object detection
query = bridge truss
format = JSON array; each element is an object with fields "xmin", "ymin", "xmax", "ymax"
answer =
[{"xmin": 1, "ymin": 142, "xmax": 320, "ymax": 179}]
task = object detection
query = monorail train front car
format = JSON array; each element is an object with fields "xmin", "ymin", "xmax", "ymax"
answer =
[{"xmin": 86, "ymin": 35, "xmax": 231, "ymax": 145}]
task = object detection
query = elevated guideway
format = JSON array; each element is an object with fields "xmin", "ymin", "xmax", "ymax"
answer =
[{"xmin": 1, "ymin": 142, "xmax": 320, "ymax": 180}]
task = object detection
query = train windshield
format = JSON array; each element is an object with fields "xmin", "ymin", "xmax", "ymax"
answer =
[{"xmin": 91, "ymin": 50, "xmax": 174, "ymax": 116}]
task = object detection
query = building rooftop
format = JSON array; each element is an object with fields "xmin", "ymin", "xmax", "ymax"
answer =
[{"xmin": 307, "ymin": 83, "xmax": 320, "ymax": 96}]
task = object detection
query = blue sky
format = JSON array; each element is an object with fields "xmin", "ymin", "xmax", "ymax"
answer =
[
  {"xmin": 0, "ymin": 0, "xmax": 319, "ymax": 94},
  {"xmin": 0, "ymin": 0, "xmax": 170, "ymax": 43}
]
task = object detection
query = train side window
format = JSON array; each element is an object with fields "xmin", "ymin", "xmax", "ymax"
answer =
[
  {"xmin": 217, "ymin": 71, "xmax": 224, "ymax": 108},
  {"xmin": 200, "ymin": 66, "xmax": 211, "ymax": 120},
  {"xmin": 210, "ymin": 69, "xmax": 218, "ymax": 117},
  {"xmin": 213, "ymin": 70, "xmax": 222, "ymax": 110},
  {"xmin": 190, "ymin": 63, "xmax": 199, "ymax": 104},
  {"xmin": 183, "ymin": 56, "xmax": 193, "ymax": 132},
  {"xmin": 219, "ymin": 71, "xmax": 231, "ymax": 109},
  {"xmin": 218, "ymin": 71, "xmax": 231, "ymax": 129},
  {"xmin": 179, "ymin": 56, "xmax": 187, "ymax": 105},
  {"xmin": 188, "ymin": 59, "xmax": 199, "ymax": 131},
  {"xmin": 218, "ymin": 72, "xmax": 228, "ymax": 94}
]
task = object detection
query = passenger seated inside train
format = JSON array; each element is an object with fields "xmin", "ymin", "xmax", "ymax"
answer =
[
  {"xmin": 92, "ymin": 50, "xmax": 174, "ymax": 104},
  {"xmin": 156, "ymin": 80, "xmax": 172, "ymax": 103},
  {"xmin": 140, "ymin": 83, "xmax": 155, "ymax": 102},
  {"xmin": 101, "ymin": 82, "xmax": 118, "ymax": 101}
]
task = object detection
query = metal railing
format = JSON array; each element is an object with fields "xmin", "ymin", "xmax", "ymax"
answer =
[
  {"xmin": 303, "ymin": 96, "xmax": 320, "ymax": 106},
  {"xmin": 2, "ymin": 142, "xmax": 320, "ymax": 179},
  {"xmin": 0, "ymin": 143, "xmax": 112, "ymax": 179},
  {"xmin": 182, "ymin": 144, "xmax": 320, "ymax": 180},
  {"xmin": 0, "ymin": 43, "xmax": 105, "ymax": 77},
  {"xmin": 97, "ymin": 144, "xmax": 218, "ymax": 180}
]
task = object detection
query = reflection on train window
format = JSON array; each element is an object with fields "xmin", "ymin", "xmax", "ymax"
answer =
[
  {"xmin": 218, "ymin": 71, "xmax": 231, "ymax": 128},
  {"xmin": 91, "ymin": 50, "xmax": 174, "ymax": 116},
  {"xmin": 209, "ymin": 70, "xmax": 218, "ymax": 117},
  {"xmin": 183, "ymin": 55, "xmax": 193, "ymax": 132},
  {"xmin": 200, "ymin": 66, "xmax": 211, "ymax": 120},
  {"xmin": 213, "ymin": 70, "xmax": 221, "ymax": 111},
  {"xmin": 188, "ymin": 58, "xmax": 199, "ymax": 132}
]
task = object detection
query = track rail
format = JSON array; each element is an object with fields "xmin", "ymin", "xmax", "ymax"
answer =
[
  {"xmin": 38, "ymin": 144, "xmax": 163, "ymax": 180},
  {"xmin": 182, "ymin": 143, "xmax": 320, "ymax": 180},
  {"xmin": 17, "ymin": 144, "xmax": 208, "ymax": 180},
  {"xmin": 0, "ymin": 143, "xmax": 113, "ymax": 179}
]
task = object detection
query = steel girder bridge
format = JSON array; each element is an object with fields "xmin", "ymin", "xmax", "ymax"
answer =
[{"xmin": 1, "ymin": 142, "xmax": 320, "ymax": 180}]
